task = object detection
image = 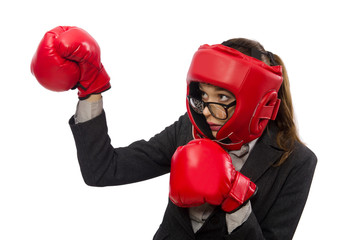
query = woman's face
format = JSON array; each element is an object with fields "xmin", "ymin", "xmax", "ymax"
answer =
[{"xmin": 198, "ymin": 83, "xmax": 236, "ymax": 138}]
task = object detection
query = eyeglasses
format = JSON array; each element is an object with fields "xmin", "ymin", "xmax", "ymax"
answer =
[{"xmin": 188, "ymin": 96, "xmax": 236, "ymax": 120}]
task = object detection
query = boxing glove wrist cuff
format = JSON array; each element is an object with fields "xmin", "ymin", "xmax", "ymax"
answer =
[
  {"xmin": 221, "ymin": 173, "xmax": 257, "ymax": 213},
  {"xmin": 78, "ymin": 67, "xmax": 111, "ymax": 99}
]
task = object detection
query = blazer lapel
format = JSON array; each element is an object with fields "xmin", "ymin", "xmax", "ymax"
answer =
[{"xmin": 240, "ymin": 125, "xmax": 284, "ymax": 182}]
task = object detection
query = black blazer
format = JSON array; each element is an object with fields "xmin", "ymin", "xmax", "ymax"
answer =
[{"xmin": 69, "ymin": 111, "xmax": 317, "ymax": 240}]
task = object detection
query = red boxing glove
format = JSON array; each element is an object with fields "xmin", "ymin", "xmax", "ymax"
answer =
[
  {"xmin": 31, "ymin": 26, "xmax": 110, "ymax": 99},
  {"xmin": 169, "ymin": 139, "xmax": 257, "ymax": 213}
]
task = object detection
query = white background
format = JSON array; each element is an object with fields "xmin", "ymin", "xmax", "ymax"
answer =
[{"xmin": 1, "ymin": 0, "xmax": 361, "ymax": 239}]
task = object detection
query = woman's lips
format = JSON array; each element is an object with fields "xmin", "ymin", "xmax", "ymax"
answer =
[{"xmin": 208, "ymin": 122, "xmax": 222, "ymax": 131}]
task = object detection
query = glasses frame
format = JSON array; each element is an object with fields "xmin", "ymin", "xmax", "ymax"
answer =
[{"xmin": 188, "ymin": 96, "xmax": 236, "ymax": 120}]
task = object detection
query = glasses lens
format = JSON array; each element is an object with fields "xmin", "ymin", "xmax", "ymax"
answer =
[
  {"xmin": 189, "ymin": 97, "xmax": 204, "ymax": 114},
  {"xmin": 189, "ymin": 96, "xmax": 232, "ymax": 120},
  {"xmin": 208, "ymin": 103, "xmax": 227, "ymax": 120}
]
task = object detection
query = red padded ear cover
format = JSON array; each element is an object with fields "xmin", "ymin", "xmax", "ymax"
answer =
[{"xmin": 250, "ymin": 91, "xmax": 281, "ymax": 135}]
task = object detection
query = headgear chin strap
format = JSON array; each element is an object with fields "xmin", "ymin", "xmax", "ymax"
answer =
[{"xmin": 186, "ymin": 44, "xmax": 283, "ymax": 150}]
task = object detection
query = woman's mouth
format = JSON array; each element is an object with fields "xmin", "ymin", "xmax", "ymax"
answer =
[{"xmin": 208, "ymin": 122, "xmax": 222, "ymax": 131}]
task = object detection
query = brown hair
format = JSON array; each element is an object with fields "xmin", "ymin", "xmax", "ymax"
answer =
[{"xmin": 222, "ymin": 38, "xmax": 302, "ymax": 165}]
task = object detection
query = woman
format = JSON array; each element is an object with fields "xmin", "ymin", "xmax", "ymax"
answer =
[{"xmin": 31, "ymin": 26, "xmax": 317, "ymax": 240}]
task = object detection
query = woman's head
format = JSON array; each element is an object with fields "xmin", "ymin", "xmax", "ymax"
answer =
[
  {"xmin": 186, "ymin": 43, "xmax": 283, "ymax": 150},
  {"xmin": 187, "ymin": 38, "xmax": 301, "ymax": 164}
]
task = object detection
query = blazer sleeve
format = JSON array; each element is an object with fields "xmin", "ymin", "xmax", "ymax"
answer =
[
  {"xmin": 227, "ymin": 145, "xmax": 317, "ymax": 240},
  {"xmin": 69, "ymin": 111, "xmax": 192, "ymax": 187}
]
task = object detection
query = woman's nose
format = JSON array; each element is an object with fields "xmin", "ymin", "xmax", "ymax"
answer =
[{"xmin": 202, "ymin": 105, "xmax": 211, "ymax": 117}]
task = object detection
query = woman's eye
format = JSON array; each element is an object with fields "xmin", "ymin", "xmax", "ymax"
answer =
[
  {"xmin": 219, "ymin": 94, "xmax": 230, "ymax": 102},
  {"xmin": 201, "ymin": 91, "xmax": 208, "ymax": 100}
]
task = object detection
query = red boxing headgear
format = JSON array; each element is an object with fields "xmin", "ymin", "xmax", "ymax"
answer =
[{"xmin": 186, "ymin": 44, "xmax": 283, "ymax": 150}]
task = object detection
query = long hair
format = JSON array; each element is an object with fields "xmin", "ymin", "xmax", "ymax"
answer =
[{"xmin": 222, "ymin": 38, "xmax": 302, "ymax": 165}]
